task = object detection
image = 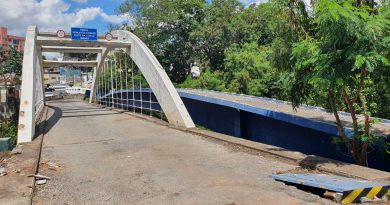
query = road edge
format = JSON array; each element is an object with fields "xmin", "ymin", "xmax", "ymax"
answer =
[{"xmin": 28, "ymin": 105, "xmax": 49, "ymax": 205}]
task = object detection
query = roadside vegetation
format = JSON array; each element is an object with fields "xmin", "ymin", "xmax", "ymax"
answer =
[
  {"xmin": 116, "ymin": 0, "xmax": 390, "ymax": 166},
  {"xmin": 0, "ymin": 120, "xmax": 17, "ymax": 148},
  {"xmin": 0, "ymin": 47, "xmax": 22, "ymax": 149}
]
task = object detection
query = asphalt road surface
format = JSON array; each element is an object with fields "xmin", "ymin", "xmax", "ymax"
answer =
[{"xmin": 33, "ymin": 99, "xmax": 335, "ymax": 205}]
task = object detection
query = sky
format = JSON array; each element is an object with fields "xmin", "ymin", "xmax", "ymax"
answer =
[{"xmin": 0, "ymin": 0, "xmax": 266, "ymax": 37}]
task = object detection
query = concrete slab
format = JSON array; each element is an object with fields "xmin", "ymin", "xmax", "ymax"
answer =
[
  {"xmin": 33, "ymin": 100, "xmax": 335, "ymax": 205},
  {"xmin": 106, "ymin": 105, "xmax": 390, "ymax": 182}
]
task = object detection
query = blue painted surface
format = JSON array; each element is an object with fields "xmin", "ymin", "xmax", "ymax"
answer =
[
  {"xmin": 97, "ymin": 89, "xmax": 390, "ymax": 172},
  {"xmin": 181, "ymin": 96, "xmax": 241, "ymax": 137},
  {"xmin": 272, "ymin": 173, "xmax": 389, "ymax": 192},
  {"xmin": 179, "ymin": 92, "xmax": 351, "ymax": 137},
  {"xmin": 99, "ymin": 89, "xmax": 162, "ymax": 111},
  {"xmin": 71, "ymin": 28, "xmax": 98, "ymax": 41}
]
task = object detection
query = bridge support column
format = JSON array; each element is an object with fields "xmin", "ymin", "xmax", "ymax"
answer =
[{"xmin": 17, "ymin": 26, "xmax": 41, "ymax": 143}]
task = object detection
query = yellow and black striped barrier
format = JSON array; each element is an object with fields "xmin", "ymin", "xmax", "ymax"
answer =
[
  {"xmin": 341, "ymin": 185, "xmax": 389, "ymax": 204},
  {"xmin": 272, "ymin": 173, "xmax": 390, "ymax": 205}
]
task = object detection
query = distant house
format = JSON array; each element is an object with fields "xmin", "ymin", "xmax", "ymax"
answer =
[
  {"xmin": 44, "ymin": 68, "xmax": 61, "ymax": 86},
  {"xmin": 0, "ymin": 27, "xmax": 25, "ymax": 52}
]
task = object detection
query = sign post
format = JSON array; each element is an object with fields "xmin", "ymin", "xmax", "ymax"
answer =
[{"xmin": 71, "ymin": 28, "xmax": 98, "ymax": 41}]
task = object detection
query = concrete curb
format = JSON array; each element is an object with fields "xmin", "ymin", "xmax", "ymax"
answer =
[
  {"xmin": 99, "ymin": 105, "xmax": 390, "ymax": 182},
  {"xmin": 183, "ymin": 128, "xmax": 390, "ymax": 182},
  {"xmin": 28, "ymin": 105, "xmax": 49, "ymax": 205}
]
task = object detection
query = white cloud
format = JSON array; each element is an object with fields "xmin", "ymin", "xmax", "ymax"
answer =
[
  {"xmin": 100, "ymin": 13, "xmax": 130, "ymax": 24},
  {"xmin": 0, "ymin": 0, "xmax": 130, "ymax": 36},
  {"xmin": 72, "ymin": 0, "xmax": 89, "ymax": 3}
]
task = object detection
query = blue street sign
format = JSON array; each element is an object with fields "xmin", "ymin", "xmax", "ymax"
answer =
[{"xmin": 71, "ymin": 28, "xmax": 97, "ymax": 41}]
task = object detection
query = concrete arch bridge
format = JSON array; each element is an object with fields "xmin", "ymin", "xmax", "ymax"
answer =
[{"xmin": 17, "ymin": 26, "xmax": 195, "ymax": 143}]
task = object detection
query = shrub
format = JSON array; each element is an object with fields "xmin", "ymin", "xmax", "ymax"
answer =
[{"xmin": 0, "ymin": 120, "xmax": 18, "ymax": 147}]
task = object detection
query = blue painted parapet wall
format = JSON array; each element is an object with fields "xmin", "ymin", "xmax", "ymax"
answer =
[{"xmin": 98, "ymin": 89, "xmax": 390, "ymax": 172}]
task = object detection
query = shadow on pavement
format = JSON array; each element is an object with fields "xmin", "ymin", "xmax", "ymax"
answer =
[
  {"xmin": 33, "ymin": 104, "xmax": 119, "ymax": 140},
  {"xmin": 62, "ymin": 109, "xmax": 112, "ymax": 114},
  {"xmin": 60, "ymin": 112, "xmax": 122, "ymax": 118},
  {"xmin": 33, "ymin": 105, "xmax": 62, "ymax": 140}
]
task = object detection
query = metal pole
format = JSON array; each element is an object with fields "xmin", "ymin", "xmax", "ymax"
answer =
[
  {"xmin": 149, "ymin": 88, "xmax": 152, "ymax": 117},
  {"xmin": 100, "ymin": 67, "xmax": 103, "ymax": 104},
  {"xmin": 105, "ymin": 61, "xmax": 108, "ymax": 107},
  {"xmin": 140, "ymin": 73, "xmax": 142, "ymax": 115},
  {"xmin": 114, "ymin": 53, "xmax": 118, "ymax": 108},
  {"xmin": 103, "ymin": 61, "xmax": 107, "ymax": 107},
  {"xmin": 110, "ymin": 58, "xmax": 114, "ymax": 108},
  {"xmin": 125, "ymin": 53, "xmax": 128, "ymax": 110},
  {"xmin": 95, "ymin": 68, "xmax": 100, "ymax": 104},
  {"xmin": 101, "ymin": 63, "xmax": 104, "ymax": 106},
  {"xmin": 132, "ymin": 60, "xmax": 135, "ymax": 113},
  {"xmin": 119, "ymin": 52, "xmax": 123, "ymax": 110},
  {"xmin": 99, "ymin": 69, "xmax": 101, "ymax": 104}
]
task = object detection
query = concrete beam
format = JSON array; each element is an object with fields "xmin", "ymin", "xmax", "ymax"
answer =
[
  {"xmin": 43, "ymin": 60, "xmax": 98, "ymax": 67},
  {"xmin": 37, "ymin": 36, "xmax": 131, "ymax": 48},
  {"xmin": 39, "ymin": 32, "xmax": 118, "ymax": 40},
  {"xmin": 41, "ymin": 46, "xmax": 103, "ymax": 53}
]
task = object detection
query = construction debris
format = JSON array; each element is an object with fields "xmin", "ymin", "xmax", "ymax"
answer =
[
  {"xmin": 41, "ymin": 161, "xmax": 61, "ymax": 171},
  {"xmin": 272, "ymin": 173, "xmax": 390, "ymax": 204},
  {"xmin": 0, "ymin": 167, "xmax": 6, "ymax": 176},
  {"xmin": 36, "ymin": 179, "xmax": 47, "ymax": 185},
  {"xmin": 28, "ymin": 174, "xmax": 51, "ymax": 180}
]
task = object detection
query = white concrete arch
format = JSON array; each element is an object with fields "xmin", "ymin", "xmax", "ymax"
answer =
[
  {"xmin": 110, "ymin": 30, "xmax": 195, "ymax": 128},
  {"xmin": 17, "ymin": 26, "xmax": 195, "ymax": 143}
]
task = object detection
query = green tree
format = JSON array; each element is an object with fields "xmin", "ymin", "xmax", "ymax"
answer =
[
  {"xmin": 190, "ymin": 0, "xmax": 245, "ymax": 71},
  {"xmin": 117, "ymin": 0, "xmax": 206, "ymax": 83},
  {"xmin": 0, "ymin": 47, "xmax": 22, "ymax": 116},
  {"xmin": 180, "ymin": 70, "xmax": 226, "ymax": 91},
  {"xmin": 224, "ymin": 43, "xmax": 285, "ymax": 98},
  {"xmin": 0, "ymin": 47, "xmax": 22, "ymax": 86},
  {"xmin": 290, "ymin": 0, "xmax": 390, "ymax": 166},
  {"xmin": 268, "ymin": 0, "xmax": 313, "ymax": 71}
]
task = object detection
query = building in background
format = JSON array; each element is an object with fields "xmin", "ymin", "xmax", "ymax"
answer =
[
  {"xmin": 0, "ymin": 27, "xmax": 25, "ymax": 52},
  {"xmin": 43, "ymin": 68, "xmax": 61, "ymax": 86}
]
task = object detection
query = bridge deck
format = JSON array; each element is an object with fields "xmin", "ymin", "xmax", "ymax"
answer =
[{"xmin": 33, "ymin": 100, "xmax": 334, "ymax": 204}]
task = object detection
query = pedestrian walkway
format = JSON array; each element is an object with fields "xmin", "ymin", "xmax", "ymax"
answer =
[{"xmin": 33, "ymin": 99, "xmax": 334, "ymax": 205}]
